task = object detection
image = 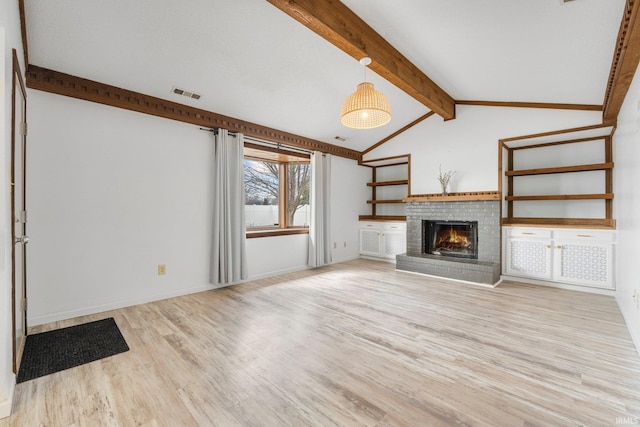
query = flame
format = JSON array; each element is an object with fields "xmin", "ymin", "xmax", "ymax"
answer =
[{"xmin": 435, "ymin": 228, "xmax": 471, "ymax": 249}]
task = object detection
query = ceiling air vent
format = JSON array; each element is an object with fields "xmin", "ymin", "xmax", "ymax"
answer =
[
  {"xmin": 334, "ymin": 136, "xmax": 347, "ymax": 142},
  {"xmin": 171, "ymin": 86, "xmax": 201, "ymax": 100}
]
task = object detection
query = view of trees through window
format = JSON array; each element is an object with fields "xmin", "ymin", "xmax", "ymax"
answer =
[{"xmin": 244, "ymin": 159, "xmax": 310, "ymax": 229}]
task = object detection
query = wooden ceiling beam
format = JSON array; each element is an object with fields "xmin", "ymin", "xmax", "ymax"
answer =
[
  {"xmin": 362, "ymin": 112, "xmax": 435, "ymax": 155},
  {"xmin": 457, "ymin": 100, "xmax": 602, "ymax": 111},
  {"xmin": 267, "ymin": 0, "xmax": 456, "ymax": 120},
  {"xmin": 603, "ymin": 0, "xmax": 640, "ymax": 123},
  {"xmin": 26, "ymin": 65, "xmax": 362, "ymax": 161}
]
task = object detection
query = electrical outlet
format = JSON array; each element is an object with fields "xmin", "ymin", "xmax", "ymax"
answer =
[
  {"xmin": 158, "ymin": 264, "xmax": 166, "ymax": 276},
  {"xmin": 333, "ymin": 242, "xmax": 337, "ymax": 249},
  {"xmin": 343, "ymin": 241, "xmax": 347, "ymax": 247}
]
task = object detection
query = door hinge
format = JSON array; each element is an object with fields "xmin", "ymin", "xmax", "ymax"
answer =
[
  {"xmin": 21, "ymin": 298, "xmax": 27, "ymax": 311},
  {"xmin": 20, "ymin": 122, "xmax": 27, "ymax": 136},
  {"xmin": 20, "ymin": 210, "xmax": 27, "ymax": 223}
]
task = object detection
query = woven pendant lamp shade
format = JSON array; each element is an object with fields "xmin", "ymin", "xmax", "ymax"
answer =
[{"xmin": 340, "ymin": 82, "xmax": 392, "ymax": 129}]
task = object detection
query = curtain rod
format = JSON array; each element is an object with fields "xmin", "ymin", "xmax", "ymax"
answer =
[{"xmin": 199, "ymin": 127, "xmax": 314, "ymax": 156}]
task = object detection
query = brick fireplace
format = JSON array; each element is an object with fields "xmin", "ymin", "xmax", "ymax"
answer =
[{"xmin": 396, "ymin": 198, "xmax": 501, "ymax": 285}]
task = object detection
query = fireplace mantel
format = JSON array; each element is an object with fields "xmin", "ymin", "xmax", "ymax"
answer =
[{"xmin": 403, "ymin": 191, "xmax": 500, "ymax": 202}]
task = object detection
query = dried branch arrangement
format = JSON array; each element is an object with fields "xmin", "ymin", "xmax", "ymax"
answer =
[{"xmin": 438, "ymin": 165, "xmax": 456, "ymax": 195}]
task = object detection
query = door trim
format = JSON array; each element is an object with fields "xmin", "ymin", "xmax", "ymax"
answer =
[{"xmin": 11, "ymin": 48, "xmax": 27, "ymax": 374}]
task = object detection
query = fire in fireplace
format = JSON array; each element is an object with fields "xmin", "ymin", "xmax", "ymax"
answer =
[{"xmin": 423, "ymin": 220, "xmax": 478, "ymax": 259}]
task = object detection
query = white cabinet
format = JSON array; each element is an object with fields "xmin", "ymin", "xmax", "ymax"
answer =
[
  {"xmin": 503, "ymin": 227, "xmax": 615, "ymax": 290},
  {"xmin": 359, "ymin": 221, "xmax": 406, "ymax": 260},
  {"xmin": 360, "ymin": 226, "xmax": 382, "ymax": 256},
  {"xmin": 505, "ymin": 237, "xmax": 553, "ymax": 280},
  {"xmin": 554, "ymin": 230, "xmax": 614, "ymax": 288}
]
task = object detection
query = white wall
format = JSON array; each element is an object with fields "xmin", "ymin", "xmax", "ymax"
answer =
[
  {"xmin": 365, "ymin": 105, "xmax": 602, "ymax": 195},
  {"xmin": 27, "ymin": 91, "xmax": 218, "ymax": 324},
  {"xmin": 26, "ymin": 90, "xmax": 369, "ymax": 325},
  {"xmin": 613, "ymin": 66, "xmax": 640, "ymax": 353},
  {"xmin": 329, "ymin": 155, "xmax": 370, "ymax": 263},
  {"xmin": 0, "ymin": 0, "xmax": 24, "ymax": 416}
]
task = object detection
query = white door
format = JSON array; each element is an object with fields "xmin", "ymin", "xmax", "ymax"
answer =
[{"xmin": 11, "ymin": 49, "xmax": 28, "ymax": 373}]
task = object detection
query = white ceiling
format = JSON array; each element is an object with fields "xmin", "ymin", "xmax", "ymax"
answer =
[{"xmin": 24, "ymin": 0, "xmax": 626, "ymax": 152}]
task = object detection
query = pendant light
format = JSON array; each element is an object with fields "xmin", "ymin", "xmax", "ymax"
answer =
[{"xmin": 340, "ymin": 57, "xmax": 392, "ymax": 129}]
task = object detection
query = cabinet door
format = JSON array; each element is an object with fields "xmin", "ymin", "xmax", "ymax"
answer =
[
  {"xmin": 360, "ymin": 228, "xmax": 381, "ymax": 256},
  {"xmin": 554, "ymin": 242, "xmax": 614, "ymax": 289},
  {"xmin": 505, "ymin": 237, "xmax": 553, "ymax": 280},
  {"xmin": 382, "ymin": 229, "xmax": 406, "ymax": 259}
]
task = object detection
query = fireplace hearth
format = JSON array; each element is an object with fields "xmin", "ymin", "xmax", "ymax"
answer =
[{"xmin": 423, "ymin": 220, "xmax": 478, "ymax": 259}]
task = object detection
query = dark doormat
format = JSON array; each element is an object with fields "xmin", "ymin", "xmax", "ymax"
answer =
[{"xmin": 17, "ymin": 317, "xmax": 129, "ymax": 383}]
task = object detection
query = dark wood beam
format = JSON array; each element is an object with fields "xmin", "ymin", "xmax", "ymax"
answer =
[
  {"xmin": 26, "ymin": 65, "xmax": 361, "ymax": 161},
  {"xmin": 362, "ymin": 112, "xmax": 435, "ymax": 155},
  {"xmin": 456, "ymin": 100, "xmax": 602, "ymax": 111},
  {"xmin": 603, "ymin": 0, "xmax": 640, "ymax": 123},
  {"xmin": 510, "ymin": 135, "xmax": 610, "ymax": 151},
  {"xmin": 266, "ymin": 0, "xmax": 455, "ymax": 120},
  {"xmin": 499, "ymin": 123, "xmax": 614, "ymax": 146}
]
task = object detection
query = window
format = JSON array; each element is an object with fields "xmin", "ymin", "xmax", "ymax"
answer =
[{"xmin": 244, "ymin": 143, "xmax": 310, "ymax": 237}]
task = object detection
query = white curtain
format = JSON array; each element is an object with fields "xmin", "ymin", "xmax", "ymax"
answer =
[
  {"xmin": 210, "ymin": 129, "xmax": 248, "ymax": 285},
  {"xmin": 308, "ymin": 152, "xmax": 332, "ymax": 267}
]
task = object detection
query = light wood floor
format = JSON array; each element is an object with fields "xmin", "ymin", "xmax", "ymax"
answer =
[{"xmin": 2, "ymin": 258, "xmax": 640, "ymax": 426}]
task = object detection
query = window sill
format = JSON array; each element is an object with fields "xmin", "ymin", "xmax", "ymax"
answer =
[{"xmin": 246, "ymin": 228, "xmax": 309, "ymax": 239}]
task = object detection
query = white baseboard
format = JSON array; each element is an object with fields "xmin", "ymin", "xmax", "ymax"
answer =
[
  {"xmin": 243, "ymin": 256, "xmax": 362, "ymax": 282},
  {"xmin": 29, "ymin": 261, "xmax": 351, "ymax": 327},
  {"xmin": 332, "ymin": 255, "xmax": 364, "ymax": 264},
  {"xmin": 28, "ymin": 284, "xmax": 213, "ymax": 326},
  {"xmin": 0, "ymin": 376, "xmax": 15, "ymax": 419},
  {"xmin": 246, "ymin": 265, "xmax": 311, "ymax": 281},
  {"xmin": 501, "ymin": 275, "xmax": 616, "ymax": 296},
  {"xmin": 28, "ymin": 257, "xmax": 395, "ymax": 327},
  {"xmin": 616, "ymin": 295, "xmax": 640, "ymax": 357},
  {"xmin": 359, "ymin": 255, "xmax": 396, "ymax": 264}
]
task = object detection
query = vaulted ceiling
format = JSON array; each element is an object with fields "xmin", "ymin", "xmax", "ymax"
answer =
[{"xmin": 23, "ymin": 0, "xmax": 629, "ymax": 153}]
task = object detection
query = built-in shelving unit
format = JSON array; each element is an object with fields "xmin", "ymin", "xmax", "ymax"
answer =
[
  {"xmin": 500, "ymin": 124, "xmax": 616, "ymax": 229},
  {"xmin": 359, "ymin": 154, "xmax": 410, "ymax": 221}
]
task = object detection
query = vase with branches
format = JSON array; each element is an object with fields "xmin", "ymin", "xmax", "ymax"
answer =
[{"xmin": 438, "ymin": 165, "xmax": 456, "ymax": 196}]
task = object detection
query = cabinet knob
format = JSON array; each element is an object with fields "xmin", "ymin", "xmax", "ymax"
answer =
[
  {"xmin": 557, "ymin": 245, "xmax": 563, "ymax": 249},
  {"xmin": 546, "ymin": 245, "xmax": 551, "ymax": 249}
]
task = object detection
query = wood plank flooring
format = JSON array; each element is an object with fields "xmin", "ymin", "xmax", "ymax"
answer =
[{"xmin": 2, "ymin": 258, "xmax": 640, "ymax": 426}]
